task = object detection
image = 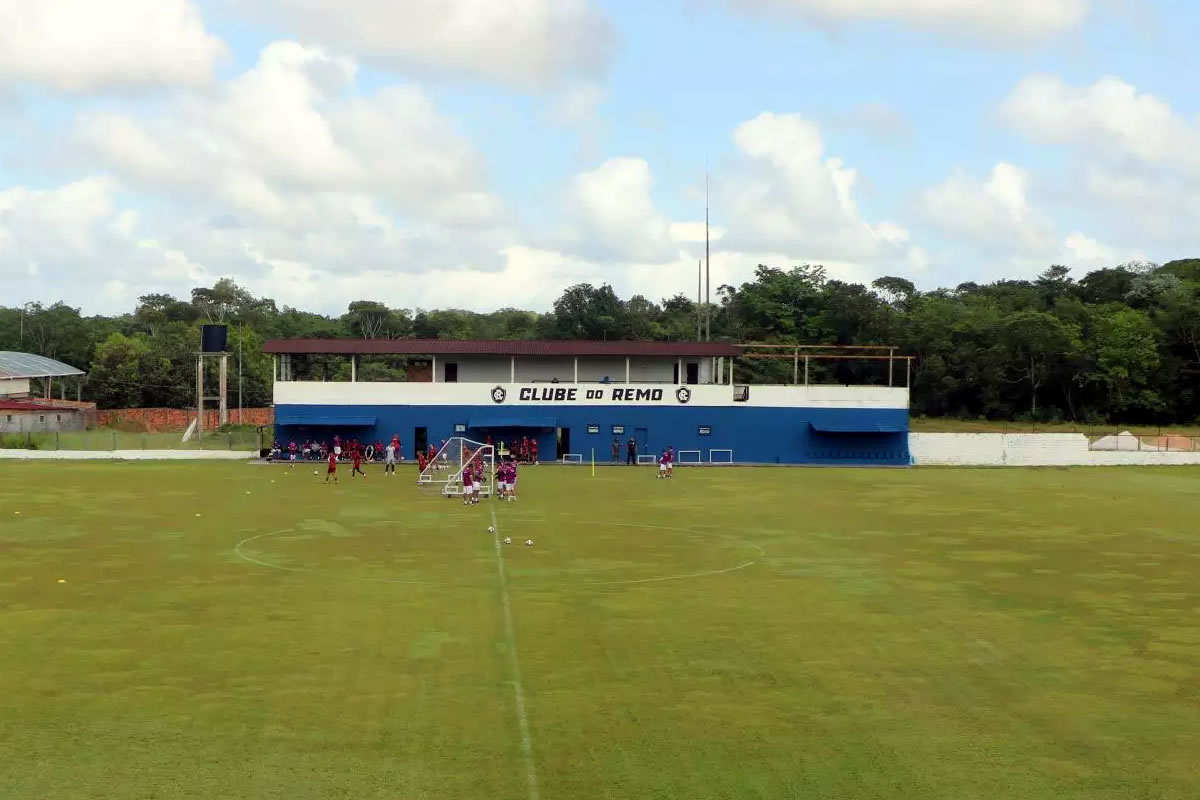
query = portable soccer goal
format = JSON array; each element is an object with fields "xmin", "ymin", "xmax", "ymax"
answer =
[
  {"xmin": 709, "ymin": 449, "xmax": 734, "ymax": 464},
  {"xmin": 676, "ymin": 450, "xmax": 702, "ymax": 465},
  {"xmin": 636, "ymin": 454, "xmax": 658, "ymax": 466},
  {"xmin": 561, "ymin": 453, "xmax": 583, "ymax": 464},
  {"xmin": 419, "ymin": 436, "xmax": 495, "ymax": 498}
]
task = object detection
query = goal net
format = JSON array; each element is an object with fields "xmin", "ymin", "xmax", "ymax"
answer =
[
  {"xmin": 636, "ymin": 454, "xmax": 658, "ymax": 465},
  {"xmin": 419, "ymin": 437, "xmax": 495, "ymax": 497}
]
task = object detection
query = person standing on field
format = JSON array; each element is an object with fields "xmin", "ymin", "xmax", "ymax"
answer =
[
  {"xmin": 384, "ymin": 442, "xmax": 397, "ymax": 475},
  {"xmin": 626, "ymin": 438, "xmax": 637, "ymax": 465},
  {"xmin": 611, "ymin": 437, "xmax": 620, "ymax": 464}
]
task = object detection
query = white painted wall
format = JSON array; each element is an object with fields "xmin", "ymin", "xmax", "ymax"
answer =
[
  {"xmin": 275, "ymin": 380, "xmax": 911, "ymax": 409},
  {"xmin": 441, "ymin": 355, "xmax": 691, "ymax": 383},
  {"xmin": 0, "ymin": 449, "xmax": 255, "ymax": 460},
  {"xmin": 910, "ymin": 433, "xmax": 1200, "ymax": 467},
  {"xmin": 0, "ymin": 378, "xmax": 31, "ymax": 397}
]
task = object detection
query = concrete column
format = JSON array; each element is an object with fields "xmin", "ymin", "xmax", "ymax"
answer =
[
  {"xmin": 625, "ymin": 357, "xmax": 630, "ymax": 383},
  {"xmin": 510, "ymin": 356, "xmax": 516, "ymax": 383},
  {"xmin": 218, "ymin": 355, "xmax": 229, "ymax": 426},
  {"xmin": 677, "ymin": 358, "xmax": 682, "ymax": 384},
  {"xmin": 574, "ymin": 357, "xmax": 579, "ymax": 383},
  {"xmin": 351, "ymin": 355, "xmax": 356, "ymax": 383},
  {"xmin": 432, "ymin": 355, "xmax": 438, "ymax": 383}
]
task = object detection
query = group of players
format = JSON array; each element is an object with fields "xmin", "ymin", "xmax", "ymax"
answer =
[
  {"xmin": 312, "ymin": 434, "xmax": 672, "ymax": 491},
  {"xmin": 453, "ymin": 455, "xmax": 521, "ymax": 505}
]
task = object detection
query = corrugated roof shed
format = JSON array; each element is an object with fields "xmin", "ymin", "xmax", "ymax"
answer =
[
  {"xmin": 262, "ymin": 339, "xmax": 743, "ymax": 357},
  {"xmin": 0, "ymin": 352, "xmax": 86, "ymax": 380}
]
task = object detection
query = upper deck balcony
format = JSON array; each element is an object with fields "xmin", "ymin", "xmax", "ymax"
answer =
[
  {"xmin": 264, "ymin": 339, "xmax": 912, "ymax": 410},
  {"xmin": 264, "ymin": 340, "xmax": 911, "ymax": 386}
]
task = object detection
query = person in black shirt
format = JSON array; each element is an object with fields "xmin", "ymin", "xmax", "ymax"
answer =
[{"xmin": 626, "ymin": 437, "xmax": 637, "ymax": 465}]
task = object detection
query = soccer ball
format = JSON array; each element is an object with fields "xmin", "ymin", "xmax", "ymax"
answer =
[
  {"xmin": 504, "ymin": 537, "xmax": 512, "ymax": 545},
  {"xmin": 312, "ymin": 470, "xmax": 318, "ymax": 476},
  {"xmin": 525, "ymin": 539, "xmax": 533, "ymax": 547},
  {"xmin": 488, "ymin": 526, "xmax": 495, "ymax": 533}
]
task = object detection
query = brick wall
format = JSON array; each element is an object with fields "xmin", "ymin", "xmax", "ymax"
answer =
[{"xmin": 96, "ymin": 407, "xmax": 274, "ymax": 432}]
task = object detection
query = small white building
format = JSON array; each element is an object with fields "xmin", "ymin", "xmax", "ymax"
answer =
[{"xmin": 0, "ymin": 352, "xmax": 86, "ymax": 401}]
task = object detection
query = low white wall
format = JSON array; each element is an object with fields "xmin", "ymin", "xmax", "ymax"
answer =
[
  {"xmin": 910, "ymin": 433, "xmax": 1200, "ymax": 467},
  {"xmin": 0, "ymin": 449, "xmax": 256, "ymax": 461}
]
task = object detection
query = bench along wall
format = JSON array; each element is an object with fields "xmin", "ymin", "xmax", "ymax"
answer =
[{"xmin": 910, "ymin": 433, "xmax": 1200, "ymax": 466}]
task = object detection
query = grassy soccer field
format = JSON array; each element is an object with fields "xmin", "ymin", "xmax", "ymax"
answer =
[{"xmin": 2, "ymin": 462, "xmax": 1199, "ymax": 799}]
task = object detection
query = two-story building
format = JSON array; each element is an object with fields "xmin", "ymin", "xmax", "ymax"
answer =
[{"xmin": 264, "ymin": 339, "xmax": 911, "ymax": 466}]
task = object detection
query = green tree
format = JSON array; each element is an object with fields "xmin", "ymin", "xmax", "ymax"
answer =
[{"xmin": 1001, "ymin": 310, "xmax": 1079, "ymax": 417}]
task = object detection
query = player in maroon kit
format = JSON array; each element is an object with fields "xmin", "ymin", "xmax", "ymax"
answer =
[
  {"xmin": 351, "ymin": 449, "xmax": 366, "ymax": 479},
  {"xmin": 324, "ymin": 449, "xmax": 338, "ymax": 483},
  {"xmin": 529, "ymin": 438, "xmax": 539, "ymax": 465},
  {"xmin": 287, "ymin": 440, "xmax": 298, "ymax": 467}
]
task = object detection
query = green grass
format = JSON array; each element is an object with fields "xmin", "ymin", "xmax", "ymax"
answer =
[
  {"xmin": 2, "ymin": 463, "xmax": 1199, "ymax": 799},
  {"xmin": 2, "ymin": 428, "xmax": 260, "ymax": 451}
]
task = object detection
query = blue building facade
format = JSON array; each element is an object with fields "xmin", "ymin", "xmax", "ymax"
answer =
[{"xmin": 266, "ymin": 340, "xmax": 911, "ymax": 466}]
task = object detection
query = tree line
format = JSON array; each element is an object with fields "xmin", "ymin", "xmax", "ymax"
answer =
[{"xmin": 3, "ymin": 258, "xmax": 1199, "ymax": 424}]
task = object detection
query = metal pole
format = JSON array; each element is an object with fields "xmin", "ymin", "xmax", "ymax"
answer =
[
  {"xmin": 906, "ymin": 357, "xmax": 911, "ymax": 388},
  {"xmin": 793, "ymin": 349, "xmax": 799, "ymax": 386},
  {"xmin": 804, "ymin": 356, "xmax": 810, "ymax": 387},
  {"xmin": 218, "ymin": 354, "xmax": 228, "ymax": 427},
  {"xmin": 196, "ymin": 355, "xmax": 204, "ymax": 441},
  {"xmin": 705, "ymin": 173, "xmax": 711, "ymax": 342},
  {"xmin": 697, "ymin": 259, "xmax": 702, "ymax": 341},
  {"xmin": 888, "ymin": 348, "xmax": 894, "ymax": 387},
  {"xmin": 238, "ymin": 325, "xmax": 243, "ymax": 424}
]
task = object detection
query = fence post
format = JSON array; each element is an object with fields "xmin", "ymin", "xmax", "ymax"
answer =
[
  {"xmin": 229, "ymin": 432, "xmax": 233, "ymax": 450},
  {"xmin": 112, "ymin": 430, "xmax": 117, "ymax": 451},
  {"xmin": 56, "ymin": 431, "xmax": 60, "ymax": 451}
]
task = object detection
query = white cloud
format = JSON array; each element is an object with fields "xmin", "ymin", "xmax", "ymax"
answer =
[
  {"xmin": 728, "ymin": 0, "xmax": 1088, "ymax": 41},
  {"xmin": 243, "ymin": 0, "xmax": 613, "ymax": 89},
  {"xmin": 74, "ymin": 42, "xmax": 501, "ymax": 227},
  {"xmin": 998, "ymin": 74, "xmax": 1200, "ymax": 254},
  {"xmin": 920, "ymin": 162, "xmax": 1138, "ymax": 272},
  {"xmin": 565, "ymin": 158, "xmax": 676, "ymax": 263},
  {"xmin": 0, "ymin": 0, "xmax": 225, "ymax": 92},
  {"xmin": 721, "ymin": 111, "xmax": 919, "ymax": 267},
  {"xmin": 999, "ymin": 74, "xmax": 1200, "ymax": 171},
  {"xmin": 921, "ymin": 162, "xmax": 1054, "ymax": 252}
]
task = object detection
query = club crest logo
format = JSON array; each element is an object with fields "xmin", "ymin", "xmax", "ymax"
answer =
[
  {"xmin": 675, "ymin": 387, "xmax": 692, "ymax": 404},
  {"xmin": 490, "ymin": 386, "xmax": 507, "ymax": 404}
]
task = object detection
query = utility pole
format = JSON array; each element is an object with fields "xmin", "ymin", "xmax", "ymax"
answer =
[
  {"xmin": 705, "ymin": 173, "xmax": 711, "ymax": 342},
  {"xmin": 697, "ymin": 259, "xmax": 702, "ymax": 341},
  {"xmin": 238, "ymin": 324, "xmax": 244, "ymax": 425}
]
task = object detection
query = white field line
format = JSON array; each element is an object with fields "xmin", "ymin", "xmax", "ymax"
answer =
[{"xmin": 490, "ymin": 506, "xmax": 540, "ymax": 800}]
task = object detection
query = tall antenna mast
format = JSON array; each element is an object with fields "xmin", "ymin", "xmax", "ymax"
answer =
[
  {"xmin": 705, "ymin": 172, "xmax": 711, "ymax": 342},
  {"xmin": 697, "ymin": 259, "xmax": 703, "ymax": 342}
]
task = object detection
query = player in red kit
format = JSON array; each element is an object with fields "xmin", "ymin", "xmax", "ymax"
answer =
[
  {"xmin": 351, "ymin": 449, "xmax": 366, "ymax": 479},
  {"xmin": 324, "ymin": 449, "xmax": 338, "ymax": 483},
  {"xmin": 529, "ymin": 439, "xmax": 539, "ymax": 465}
]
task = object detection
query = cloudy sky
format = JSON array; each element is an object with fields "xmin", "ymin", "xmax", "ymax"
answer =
[{"xmin": 1, "ymin": 0, "xmax": 1195, "ymax": 315}]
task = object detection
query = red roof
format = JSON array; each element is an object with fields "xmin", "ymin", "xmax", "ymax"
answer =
[
  {"xmin": 0, "ymin": 400, "xmax": 69, "ymax": 412},
  {"xmin": 262, "ymin": 339, "xmax": 742, "ymax": 358}
]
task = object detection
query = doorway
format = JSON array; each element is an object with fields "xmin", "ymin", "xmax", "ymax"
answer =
[
  {"xmin": 556, "ymin": 427, "xmax": 571, "ymax": 459},
  {"xmin": 686, "ymin": 362, "xmax": 699, "ymax": 384},
  {"xmin": 414, "ymin": 426, "xmax": 428, "ymax": 456},
  {"xmin": 634, "ymin": 427, "xmax": 649, "ymax": 454}
]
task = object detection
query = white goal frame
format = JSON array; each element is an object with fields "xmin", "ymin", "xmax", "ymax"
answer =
[
  {"xmin": 636, "ymin": 454, "xmax": 658, "ymax": 465},
  {"xmin": 677, "ymin": 450, "xmax": 702, "ymax": 465},
  {"xmin": 709, "ymin": 449, "xmax": 734, "ymax": 464},
  {"xmin": 561, "ymin": 453, "xmax": 583, "ymax": 464},
  {"xmin": 419, "ymin": 437, "xmax": 495, "ymax": 498}
]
